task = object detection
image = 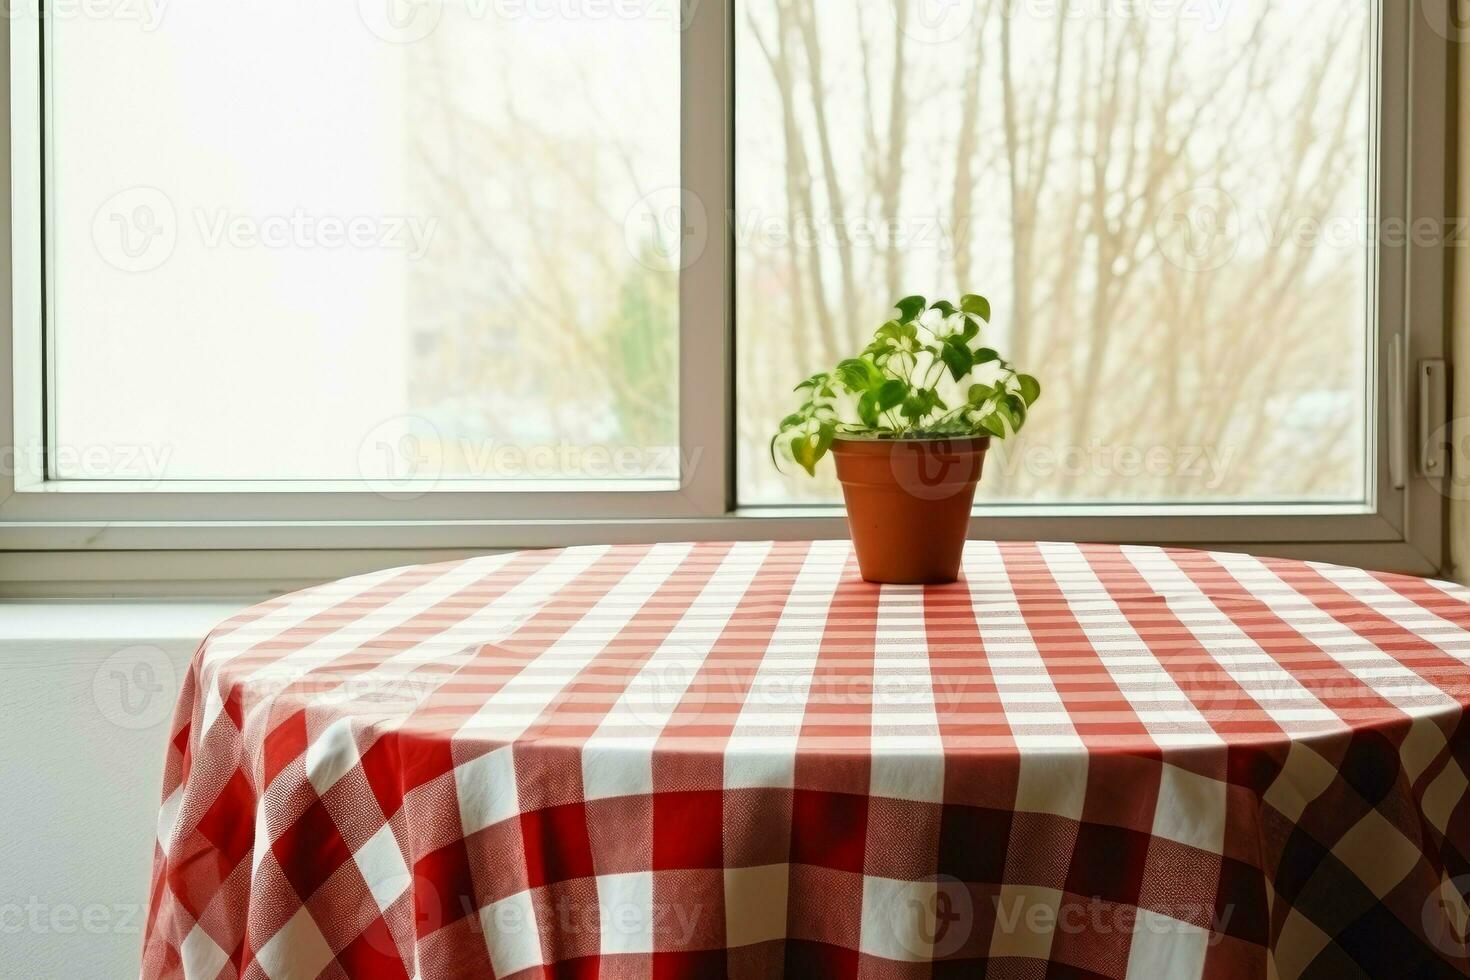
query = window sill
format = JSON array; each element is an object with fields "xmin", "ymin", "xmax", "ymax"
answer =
[
  {"xmin": 15, "ymin": 478, "xmax": 684, "ymax": 494},
  {"xmin": 0, "ymin": 599, "xmax": 245, "ymax": 641},
  {"xmin": 0, "ymin": 504, "xmax": 1440, "ymax": 599}
]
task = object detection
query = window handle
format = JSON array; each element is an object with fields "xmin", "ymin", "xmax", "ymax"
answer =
[
  {"xmin": 1389, "ymin": 335, "xmax": 1406, "ymax": 490},
  {"xmin": 1418, "ymin": 359, "xmax": 1449, "ymax": 479}
]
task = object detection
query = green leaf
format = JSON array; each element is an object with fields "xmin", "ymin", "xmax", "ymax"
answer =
[
  {"xmin": 835, "ymin": 358, "xmax": 877, "ymax": 392},
  {"xmin": 794, "ymin": 372, "xmax": 830, "ymax": 392},
  {"xmin": 790, "ymin": 425, "xmax": 836, "ymax": 477},
  {"xmin": 1017, "ymin": 374, "xmax": 1041, "ymax": 406},
  {"xmin": 900, "ymin": 395, "xmax": 927, "ymax": 424},
  {"xmin": 814, "ymin": 421, "xmax": 836, "ymax": 459},
  {"xmin": 1003, "ymin": 393, "xmax": 1028, "ymax": 429},
  {"xmin": 968, "ymin": 383, "xmax": 996, "ymax": 405},
  {"xmin": 895, "ymin": 295, "xmax": 927, "ymax": 323},
  {"xmin": 972, "ymin": 348, "xmax": 1000, "ymax": 366},
  {"xmin": 977, "ymin": 413, "xmax": 1007, "ymax": 438},
  {"xmin": 960, "ymin": 294, "xmax": 991, "ymax": 321},
  {"xmin": 994, "ymin": 398, "xmax": 1023, "ymax": 433},
  {"xmin": 875, "ymin": 378, "xmax": 908, "ymax": 412},
  {"xmin": 790, "ymin": 433, "xmax": 819, "ymax": 476},
  {"xmin": 857, "ymin": 391, "xmax": 882, "ymax": 428},
  {"xmin": 930, "ymin": 300, "xmax": 957, "ymax": 317},
  {"xmin": 872, "ymin": 319, "xmax": 920, "ymax": 356},
  {"xmin": 900, "ymin": 388, "xmax": 941, "ymax": 425},
  {"xmin": 959, "ymin": 316, "xmax": 980, "ymax": 343},
  {"xmin": 778, "ymin": 412, "xmax": 806, "ymax": 430},
  {"xmin": 940, "ymin": 338, "xmax": 973, "ymax": 382}
]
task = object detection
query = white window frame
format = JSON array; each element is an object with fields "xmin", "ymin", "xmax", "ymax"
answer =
[{"xmin": 0, "ymin": 1, "xmax": 1451, "ymax": 594}]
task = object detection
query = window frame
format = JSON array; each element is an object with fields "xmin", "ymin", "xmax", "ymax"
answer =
[{"xmin": 0, "ymin": 0, "xmax": 1451, "ymax": 593}]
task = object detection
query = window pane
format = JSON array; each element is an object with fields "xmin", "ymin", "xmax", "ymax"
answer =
[
  {"xmin": 51, "ymin": 2, "xmax": 680, "ymax": 482},
  {"xmin": 736, "ymin": 1, "xmax": 1372, "ymax": 505}
]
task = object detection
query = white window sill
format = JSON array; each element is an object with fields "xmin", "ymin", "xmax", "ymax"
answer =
[{"xmin": 0, "ymin": 600, "xmax": 247, "ymax": 641}]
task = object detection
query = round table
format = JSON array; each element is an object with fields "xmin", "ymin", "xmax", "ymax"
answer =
[{"xmin": 142, "ymin": 541, "xmax": 1470, "ymax": 979}]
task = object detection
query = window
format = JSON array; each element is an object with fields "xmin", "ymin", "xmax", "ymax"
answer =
[
  {"xmin": 0, "ymin": 0, "xmax": 1449, "ymax": 584},
  {"xmin": 48, "ymin": 0, "xmax": 680, "ymax": 484},
  {"xmin": 736, "ymin": 1, "xmax": 1373, "ymax": 507}
]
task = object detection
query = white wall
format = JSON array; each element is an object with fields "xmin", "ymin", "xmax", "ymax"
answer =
[{"xmin": 0, "ymin": 602, "xmax": 243, "ymax": 979}]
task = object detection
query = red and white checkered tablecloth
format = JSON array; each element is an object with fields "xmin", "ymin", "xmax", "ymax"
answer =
[{"xmin": 142, "ymin": 541, "xmax": 1470, "ymax": 979}]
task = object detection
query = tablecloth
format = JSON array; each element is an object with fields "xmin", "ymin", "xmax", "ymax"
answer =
[{"xmin": 141, "ymin": 540, "xmax": 1470, "ymax": 978}]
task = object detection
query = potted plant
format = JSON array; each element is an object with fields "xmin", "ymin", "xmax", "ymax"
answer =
[{"xmin": 772, "ymin": 294, "xmax": 1040, "ymax": 584}]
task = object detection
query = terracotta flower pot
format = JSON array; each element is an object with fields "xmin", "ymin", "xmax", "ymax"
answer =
[{"xmin": 830, "ymin": 436, "xmax": 989, "ymax": 584}]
